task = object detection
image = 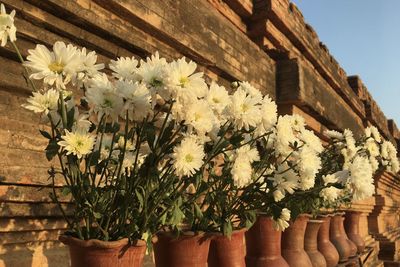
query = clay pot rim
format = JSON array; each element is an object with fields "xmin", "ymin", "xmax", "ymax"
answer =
[
  {"xmin": 208, "ymin": 228, "xmax": 247, "ymax": 237},
  {"xmin": 308, "ymin": 219, "xmax": 324, "ymax": 224},
  {"xmin": 333, "ymin": 211, "xmax": 345, "ymax": 216},
  {"xmin": 59, "ymin": 235, "xmax": 146, "ymax": 249},
  {"xmin": 316, "ymin": 213, "xmax": 335, "ymax": 218},
  {"xmin": 152, "ymin": 230, "xmax": 213, "ymax": 243}
]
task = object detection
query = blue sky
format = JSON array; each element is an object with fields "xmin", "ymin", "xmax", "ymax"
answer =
[{"xmin": 291, "ymin": 0, "xmax": 400, "ymax": 126}]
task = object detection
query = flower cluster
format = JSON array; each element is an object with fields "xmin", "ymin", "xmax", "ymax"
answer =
[{"xmin": 12, "ymin": 4, "xmax": 398, "ymax": 239}]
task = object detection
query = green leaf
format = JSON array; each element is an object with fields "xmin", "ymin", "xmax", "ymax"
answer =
[
  {"xmin": 93, "ymin": 211, "xmax": 102, "ymax": 219},
  {"xmin": 170, "ymin": 205, "xmax": 184, "ymax": 226},
  {"xmin": 39, "ymin": 130, "xmax": 52, "ymax": 139},
  {"xmin": 145, "ymin": 124, "xmax": 156, "ymax": 149},
  {"xmin": 61, "ymin": 187, "xmax": 71, "ymax": 196},
  {"xmin": 223, "ymin": 220, "xmax": 232, "ymax": 237},
  {"xmin": 45, "ymin": 140, "xmax": 60, "ymax": 161},
  {"xmin": 194, "ymin": 203, "xmax": 203, "ymax": 220},
  {"xmin": 66, "ymin": 107, "xmax": 75, "ymax": 129}
]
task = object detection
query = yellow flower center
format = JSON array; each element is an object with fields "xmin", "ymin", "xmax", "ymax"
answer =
[
  {"xmin": 103, "ymin": 98, "xmax": 113, "ymax": 108},
  {"xmin": 179, "ymin": 77, "xmax": 189, "ymax": 87},
  {"xmin": 194, "ymin": 113, "xmax": 201, "ymax": 121},
  {"xmin": 212, "ymin": 97, "xmax": 220, "ymax": 103},
  {"xmin": 48, "ymin": 62, "xmax": 64, "ymax": 74},
  {"xmin": 241, "ymin": 103, "xmax": 249, "ymax": 112},
  {"xmin": 76, "ymin": 140, "xmax": 84, "ymax": 148},
  {"xmin": 185, "ymin": 154, "xmax": 193, "ymax": 163}
]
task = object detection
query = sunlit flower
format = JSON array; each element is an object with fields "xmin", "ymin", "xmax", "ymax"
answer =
[
  {"xmin": 172, "ymin": 136, "xmax": 205, "ymax": 177},
  {"xmin": 166, "ymin": 57, "xmax": 208, "ymax": 101},
  {"xmin": 227, "ymin": 88, "xmax": 261, "ymax": 130},
  {"xmin": 0, "ymin": 3, "xmax": 16, "ymax": 46},
  {"xmin": 206, "ymin": 82, "xmax": 231, "ymax": 115},
  {"xmin": 237, "ymin": 81, "xmax": 263, "ymax": 103},
  {"xmin": 273, "ymin": 208, "xmax": 291, "ymax": 231},
  {"xmin": 24, "ymin": 41, "xmax": 81, "ymax": 89},
  {"xmin": 58, "ymin": 129, "xmax": 95, "ymax": 158},
  {"xmin": 320, "ymin": 186, "xmax": 342, "ymax": 203},
  {"xmin": 74, "ymin": 47, "xmax": 104, "ymax": 86},
  {"xmin": 136, "ymin": 52, "xmax": 169, "ymax": 100},
  {"xmin": 324, "ymin": 129, "xmax": 344, "ymax": 140},
  {"xmin": 348, "ymin": 155, "xmax": 374, "ymax": 201},
  {"xmin": 109, "ymin": 56, "xmax": 139, "ymax": 81},
  {"xmin": 22, "ymin": 88, "xmax": 59, "ymax": 115},
  {"xmin": 72, "ymin": 112, "xmax": 92, "ymax": 132},
  {"xmin": 116, "ymin": 80, "xmax": 152, "ymax": 121},
  {"xmin": 258, "ymin": 95, "xmax": 277, "ymax": 133},
  {"xmin": 85, "ymin": 74, "xmax": 124, "ymax": 121},
  {"xmin": 184, "ymin": 99, "xmax": 216, "ymax": 135}
]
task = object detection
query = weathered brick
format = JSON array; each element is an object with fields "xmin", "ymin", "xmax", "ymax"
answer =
[{"xmin": 277, "ymin": 58, "xmax": 364, "ymax": 136}]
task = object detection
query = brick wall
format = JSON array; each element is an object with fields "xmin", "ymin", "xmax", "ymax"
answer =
[{"xmin": 0, "ymin": 1, "xmax": 399, "ymax": 266}]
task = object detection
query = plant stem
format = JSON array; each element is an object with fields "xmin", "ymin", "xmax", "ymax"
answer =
[{"xmin": 11, "ymin": 41, "xmax": 38, "ymax": 92}]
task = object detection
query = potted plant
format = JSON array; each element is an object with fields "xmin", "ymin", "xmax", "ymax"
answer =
[
  {"xmin": 242, "ymin": 113, "xmax": 324, "ymax": 267},
  {"xmin": 8, "ymin": 10, "xmax": 222, "ymax": 264}
]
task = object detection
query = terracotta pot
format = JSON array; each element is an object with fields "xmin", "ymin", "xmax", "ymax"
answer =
[
  {"xmin": 304, "ymin": 219, "xmax": 327, "ymax": 267},
  {"xmin": 153, "ymin": 232, "xmax": 211, "ymax": 267},
  {"xmin": 344, "ymin": 211, "xmax": 365, "ymax": 253},
  {"xmin": 317, "ymin": 215, "xmax": 339, "ymax": 267},
  {"xmin": 341, "ymin": 221, "xmax": 358, "ymax": 258},
  {"xmin": 59, "ymin": 235, "xmax": 146, "ymax": 267},
  {"xmin": 245, "ymin": 216, "xmax": 289, "ymax": 267},
  {"xmin": 282, "ymin": 214, "xmax": 313, "ymax": 267},
  {"xmin": 208, "ymin": 229, "xmax": 246, "ymax": 267},
  {"xmin": 330, "ymin": 213, "xmax": 351, "ymax": 261}
]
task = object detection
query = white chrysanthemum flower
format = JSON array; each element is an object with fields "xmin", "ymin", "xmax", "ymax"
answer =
[
  {"xmin": 270, "ymin": 163, "xmax": 298, "ymax": 201},
  {"xmin": 344, "ymin": 129, "xmax": 357, "ymax": 155},
  {"xmin": 116, "ymin": 80, "xmax": 152, "ymax": 121},
  {"xmin": 166, "ymin": 57, "xmax": 208, "ymax": 101},
  {"xmin": 172, "ymin": 136, "xmax": 205, "ymax": 177},
  {"xmin": 324, "ymin": 129, "xmax": 344, "ymax": 140},
  {"xmin": 72, "ymin": 112, "xmax": 92, "ymax": 132},
  {"xmin": 273, "ymin": 208, "xmax": 291, "ymax": 231},
  {"xmin": 184, "ymin": 99, "xmax": 216, "ymax": 135},
  {"xmin": 237, "ymin": 81, "xmax": 263, "ymax": 103},
  {"xmin": 0, "ymin": 3, "xmax": 16, "ymax": 47},
  {"xmin": 231, "ymin": 145, "xmax": 259, "ymax": 187},
  {"xmin": 320, "ymin": 186, "xmax": 342, "ymax": 203},
  {"xmin": 381, "ymin": 140, "xmax": 400, "ymax": 173},
  {"xmin": 58, "ymin": 129, "xmax": 95, "ymax": 158},
  {"xmin": 231, "ymin": 160, "xmax": 253, "ymax": 187},
  {"xmin": 365, "ymin": 139, "xmax": 380, "ymax": 157},
  {"xmin": 273, "ymin": 189, "xmax": 285, "ymax": 202},
  {"xmin": 258, "ymin": 95, "xmax": 277, "ymax": 132},
  {"xmin": 206, "ymin": 82, "xmax": 231, "ymax": 115},
  {"xmin": 236, "ymin": 144, "xmax": 260, "ymax": 163},
  {"xmin": 22, "ymin": 88, "xmax": 59, "ymax": 114},
  {"xmin": 109, "ymin": 56, "xmax": 139, "ymax": 81},
  {"xmin": 297, "ymin": 146, "xmax": 321, "ymax": 190},
  {"xmin": 85, "ymin": 74, "xmax": 124, "ymax": 121},
  {"xmin": 24, "ymin": 41, "xmax": 81, "ymax": 89},
  {"xmin": 366, "ymin": 126, "xmax": 382, "ymax": 143},
  {"xmin": 348, "ymin": 155, "xmax": 374, "ymax": 201},
  {"xmin": 301, "ymin": 129, "xmax": 323, "ymax": 153},
  {"xmin": 227, "ymin": 88, "xmax": 262, "ymax": 130},
  {"xmin": 274, "ymin": 115, "xmax": 299, "ymax": 156},
  {"xmin": 74, "ymin": 47, "xmax": 104, "ymax": 86},
  {"xmin": 136, "ymin": 52, "xmax": 169, "ymax": 98}
]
